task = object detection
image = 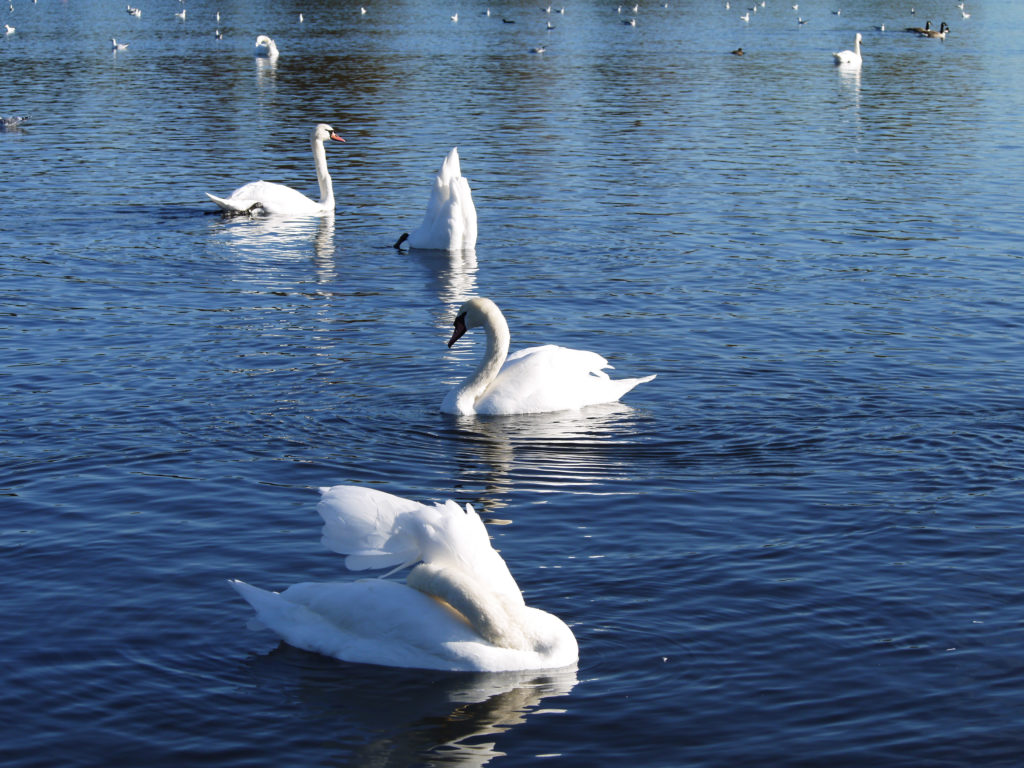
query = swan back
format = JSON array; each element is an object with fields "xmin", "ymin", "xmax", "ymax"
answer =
[{"xmin": 407, "ymin": 147, "xmax": 478, "ymax": 250}]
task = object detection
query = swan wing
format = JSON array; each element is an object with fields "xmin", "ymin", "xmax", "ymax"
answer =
[
  {"xmin": 317, "ymin": 485, "xmax": 426, "ymax": 571},
  {"xmin": 318, "ymin": 486, "xmax": 523, "ymax": 602}
]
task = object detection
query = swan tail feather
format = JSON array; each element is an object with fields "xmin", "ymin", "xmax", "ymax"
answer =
[{"xmin": 206, "ymin": 192, "xmax": 260, "ymax": 214}]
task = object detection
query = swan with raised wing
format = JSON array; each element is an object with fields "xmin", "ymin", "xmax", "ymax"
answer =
[
  {"xmin": 442, "ymin": 297, "xmax": 656, "ymax": 416},
  {"xmin": 231, "ymin": 485, "xmax": 578, "ymax": 672},
  {"xmin": 394, "ymin": 147, "xmax": 477, "ymax": 251},
  {"xmin": 206, "ymin": 123, "xmax": 345, "ymax": 216}
]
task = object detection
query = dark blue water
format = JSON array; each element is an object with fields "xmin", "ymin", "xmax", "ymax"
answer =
[{"xmin": 3, "ymin": 0, "xmax": 1023, "ymax": 764}]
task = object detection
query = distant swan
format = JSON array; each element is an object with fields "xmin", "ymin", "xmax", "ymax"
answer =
[
  {"xmin": 833, "ymin": 32, "xmax": 862, "ymax": 67},
  {"xmin": 231, "ymin": 485, "xmax": 578, "ymax": 672},
  {"xmin": 394, "ymin": 147, "xmax": 477, "ymax": 251},
  {"xmin": 253, "ymin": 34, "xmax": 279, "ymax": 57},
  {"xmin": 442, "ymin": 297, "xmax": 656, "ymax": 415},
  {"xmin": 206, "ymin": 123, "xmax": 345, "ymax": 216}
]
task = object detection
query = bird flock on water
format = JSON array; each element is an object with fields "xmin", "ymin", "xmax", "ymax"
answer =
[{"xmin": 1, "ymin": 0, "xmax": 971, "ymax": 673}]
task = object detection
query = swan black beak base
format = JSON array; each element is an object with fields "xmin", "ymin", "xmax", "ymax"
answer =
[{"xmin": 448, "ymin": 314, "xmax": 468, "ymax": 348}]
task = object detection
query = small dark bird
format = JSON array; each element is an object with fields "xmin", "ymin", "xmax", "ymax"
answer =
[{"xmin": 731, "ymin": 47, "xmax": 744, "ymax": 55}]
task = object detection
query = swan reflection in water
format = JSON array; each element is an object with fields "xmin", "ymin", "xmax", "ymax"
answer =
[
  {"xmin": 246, "ymin": 649, "xmax": 577, "ymax": 766},
  {"xmin": 413, "ymin": 246, "xmax": 479, "ymax": 308},
  {"xmin": 255, "ymin": 52, "xmax": 278, "ymax": 82},
  {"xmin": 213, "ymin": 213, "xmax": 336, "ymax": 281},
  {"xmin": 446, "ymin": 402, "xmax": 650, "ymax": 518}
]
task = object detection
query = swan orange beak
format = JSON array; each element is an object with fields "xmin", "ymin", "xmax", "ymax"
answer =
[
  {"xmin": 447, "ymin": 314, "xmax": 467, "ymax": 348},
  {"xmin": 330, "ymin": 133, "xmax": 345, "ymax": 142}
]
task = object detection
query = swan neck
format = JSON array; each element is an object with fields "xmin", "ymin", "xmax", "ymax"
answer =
[
  {"xmin": 456, "ymin": 306, "xmax": 510, "ymax": 412},
  {"xmin": 312, "ymin": 134, "xmax": 334, "ymax": 208},
  {"xmin": 408, "ymin": 563, "xmax": 528, "ymax": 650}
]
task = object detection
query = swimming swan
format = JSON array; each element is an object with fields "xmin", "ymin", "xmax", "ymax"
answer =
[
  {"xmin": 832, "ymin": 32, "xmax": 862, "ymax": 67},
  {"xmin": 253, "ymin": 34, "xmax": 279, "ymax": 58},
  {"xmin": 206, "ymin": 123, "xmax": 345, "ymax": 216},
  {"xmin": 394, "ymin": 147, "xmax": 478, "ymax": 251},
  {"xmin": 231, "ymin": 485, "xmax": 578, "ymax": 672},
  {"xmin": 442, "ymin": 297, "xmax": 656, "ymax": 415}
]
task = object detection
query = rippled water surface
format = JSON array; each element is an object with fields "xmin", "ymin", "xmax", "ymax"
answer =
[{"xmin": 3, "ymin": 0, "xmax": 1024, "ymax": 765}]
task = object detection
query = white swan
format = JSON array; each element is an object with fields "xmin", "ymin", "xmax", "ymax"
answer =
[
  {"xmin": 253, "ymin": 34, "xmax": 279, "ymax": 58},
  {"xmin": 442, "ymin": 297, "xmax": 656, "ymax": 416},
  {"xmin": 833, "ymin": 32, "xmax": 862, "ymax": 67},
  {"xmin": 206, "ymin": 123, "xmax": 345, "ymax": 216},
  {"xmin": 231, "ymin": 485, "xmax": 578, "ymax": 672},
  {"xmin": 394, "ymin": 147, "xmax": 478, "ymax": 251}
]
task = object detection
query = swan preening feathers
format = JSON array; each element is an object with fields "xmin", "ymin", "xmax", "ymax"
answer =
[
  {"xmin": 232, "ymin": 485, "xmax": 578, "ymax": 672},
  {"xmin": 253, "ymin": 34, "xmax": 279, "ymax": 58},
  {"xmin": 394, "ymin": 147, "xmax": 478, "ymax": 251},
  {"xmin": 442, "ymin": 297, "xmax": 655, "ymax": 416},
  {"xmin": 206, "ymin": 123, "xmax": 345, "ymax": 216}
]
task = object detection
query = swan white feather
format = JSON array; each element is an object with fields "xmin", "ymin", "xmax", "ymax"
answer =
[
  {"xmin": 398, "ymin": 147, "xmax": 478, "ymax": 251},
  {"xmin": 231, "ymin": 485, "xmax": 577, "ymax": 672},
  {"xmin": 442, "ymin": 297, "xmax": 655, "ymax": 416},
  {"xmin": 206, "ymin": 123, "xmax": 345, "ymax": 216}
]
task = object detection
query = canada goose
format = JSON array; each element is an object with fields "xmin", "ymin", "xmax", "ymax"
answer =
[{"xmin": 921, "ymin": 21, "xmax": 949, "ymax": 39}]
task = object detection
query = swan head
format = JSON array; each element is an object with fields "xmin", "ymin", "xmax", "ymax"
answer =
[
  {"xmin": 447, "ymin": 297, "xmax": 500, "ymax": 348},
  {"xmin": 313, "ymin": 123, "xmax": 345, "ymax": 144}
]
